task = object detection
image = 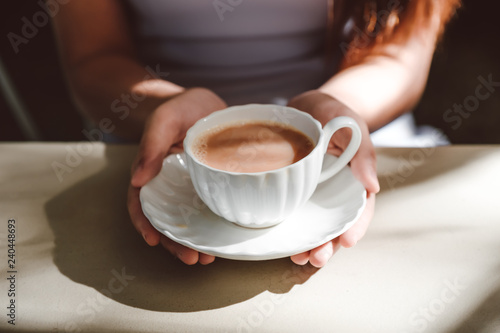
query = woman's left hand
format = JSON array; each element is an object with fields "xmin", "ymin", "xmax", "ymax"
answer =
[{"xmin": 287, "ymin": 90, "xmax": 380, "ymax": 267}]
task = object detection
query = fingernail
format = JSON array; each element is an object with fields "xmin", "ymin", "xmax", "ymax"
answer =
[
  {"xmin": 131, "ymin": 161, "xmax": 144, "ymax": 184},
  {"xmin": 143, "ymin": 233, "xmax": 151, "ymax": 246}
]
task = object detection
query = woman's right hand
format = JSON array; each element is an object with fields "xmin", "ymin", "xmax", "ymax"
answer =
[{"xmin": 127, "ymin": 87, "xmax": 227, "ymax": 264}]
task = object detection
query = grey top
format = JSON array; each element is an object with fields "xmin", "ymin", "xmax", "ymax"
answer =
[{"xmin": 125, "ymin": 0, "xmax": 331, "ymax": 105}]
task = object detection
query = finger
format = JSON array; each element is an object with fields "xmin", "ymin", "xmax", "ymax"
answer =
[
  {"xmin": 331, "ymin": 127, "xmax": 352, "ymax": 151},
  {"xmin": 131, "ymin": 108, "xmax": 179, "ymax": 188},
  {"xmin": 160, "ymin": 236, "xmax": 200, "ymax": 265},
  {"xmin": 339, "ymin": 192, "xmax": 376, "ymax": 248},
  {"xmin": 169, "ymin": 142, "xmax": 184, "ymax": 154},
  {"xmin": 161, "ymin": 237, "xmax": 215, "ymax": 265},
  {"xmin": 290, "ymin": 251, "xmax": 310, "ymax": 265},
  {"xmin": 199, "ymin": 253, "xmax": 216, "ymax": 265},
  {"xmin": 315, "ymin": 99, "xmax": 379, "ymax": 194},
  {"xmin": 309, "ymin": 239, "xmax": 341, "ymax": 268},
  {"xmin": 328, "ymin": 126, "xmax": 379, "ymax": 194},
  {"xmin": 349, "ymin": 130, "xmax": 380, "ymax": 194},
  {"xmin": 127, "ymin": 185, "xmax": 161, "ymax": 246}
]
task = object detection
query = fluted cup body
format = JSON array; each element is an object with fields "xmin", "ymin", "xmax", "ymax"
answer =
[{"xmin": 184, "ymin": 104, "xmax": 361, "ymax": 228}]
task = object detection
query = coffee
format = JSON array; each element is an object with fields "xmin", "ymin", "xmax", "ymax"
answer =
[{"xmin": 192, "ymin": 121, "xmax": 314, "ymax": 173}]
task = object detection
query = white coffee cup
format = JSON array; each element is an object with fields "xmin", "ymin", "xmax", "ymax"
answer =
[{"xmin": 184, "ymin": 104, "xmax": 362, "ymax": 228}]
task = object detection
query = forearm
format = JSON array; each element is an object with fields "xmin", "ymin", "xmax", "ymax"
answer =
[
  {"xmin": 66, "ymin": 54, "xmax": 184, "ymax": 140},
  {"xmin": 320, "ymin": 38, "xmax": 435, "ymax": 132},
  {"xmin": 50, "ymin": 0, "xmax": 185, "ymax": 140}
]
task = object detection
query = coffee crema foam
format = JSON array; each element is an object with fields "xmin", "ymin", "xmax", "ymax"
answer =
[{"xmin": 192, "ymin": 121, "xmax": 314, "ymax": 173}]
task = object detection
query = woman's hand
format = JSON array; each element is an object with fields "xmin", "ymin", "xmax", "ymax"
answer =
[
  {"xmin": 127, "ymin": 87, "xmax": 227, "ymax": 265},
  {"xmin": 287, "ymin": 90, "xmax": 380, "ymax": 267}
]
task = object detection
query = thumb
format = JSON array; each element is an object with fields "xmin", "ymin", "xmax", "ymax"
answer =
[
  {"xmin": 349, "ymin": 133, "xmax": 380, "ymax": 194},
  {"xmin": 131, "ymin": 109, "xmax": 178, "ymax": 188}
]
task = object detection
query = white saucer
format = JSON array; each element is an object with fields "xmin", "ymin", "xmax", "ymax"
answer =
[{"xmin": 140, "ymin": 153, "xmax": 366, "ymax": 261}]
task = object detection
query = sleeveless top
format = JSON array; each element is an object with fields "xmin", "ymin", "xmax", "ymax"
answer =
[{"xmin": 125, "ymin": 0, "xmax": 331, "ymax": 105}]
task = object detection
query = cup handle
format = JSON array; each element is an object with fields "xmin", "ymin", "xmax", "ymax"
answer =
[{"xmin": 318, "ymin": 116, "xmax": 362, "ymax": 183}]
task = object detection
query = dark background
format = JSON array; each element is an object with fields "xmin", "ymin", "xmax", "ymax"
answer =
[{"xmin": 0, "ymin": 0, "xmax": 499, "ymax": 142}]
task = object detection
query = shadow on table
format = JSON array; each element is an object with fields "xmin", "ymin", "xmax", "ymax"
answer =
[
  {"xmin": 447, "ymin": 265, "xmax": 500, "ymax": 333},
  {"xmin": 44, "ymin": 145, "xmax": 318, "ymax": 313}
]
